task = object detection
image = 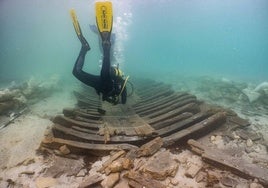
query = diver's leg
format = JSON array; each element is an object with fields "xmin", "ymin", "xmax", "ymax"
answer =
[
  {"xmin": 100, "ymin": 41, "xmax": 113, "ymax": 94},
  {"xmin": 100, "ymin": 41, "xmax": 111, "ymax": 80},
  {"xmin": 73, "ymin": 46, "xmax": 100, "ymax": 91},
  {"xmin": 79, "ymin": 35, "xmax": 90, "ymax": 52}
]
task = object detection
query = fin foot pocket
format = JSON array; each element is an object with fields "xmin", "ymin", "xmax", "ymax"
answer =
[{"xmin": 81, "ymin": 36, "xmax": 91, "ymax": 51}]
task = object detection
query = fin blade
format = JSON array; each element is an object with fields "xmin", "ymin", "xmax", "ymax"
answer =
[
  {"xmin": 95, "ymin": 1, "xmax": 113, "ymax": 35},
  {"xmin": 69, "ymin": 9, "xmax": 82, "ymax": 37}
]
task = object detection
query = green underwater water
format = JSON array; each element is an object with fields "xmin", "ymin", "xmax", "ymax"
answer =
[{"xmin": 0, "ymin": 0, "xmax": 268, "ymax": 85}]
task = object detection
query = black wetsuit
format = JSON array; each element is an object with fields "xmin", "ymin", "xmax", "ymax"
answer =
[{"xmin": 73, "ymin": 39, "xmax": 127, "ymax": 104}]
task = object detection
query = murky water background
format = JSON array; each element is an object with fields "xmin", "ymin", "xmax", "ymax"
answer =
[{"xmin": 0, "ymin": 0, "xmax": 267, "ymax": 84}]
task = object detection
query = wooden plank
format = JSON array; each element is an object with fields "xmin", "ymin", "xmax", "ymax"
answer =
[
  {"xmin": 157, "ymin": 112, "xmax": 209, "ymax": 137},
  {"xmin": 72, "ymin": 110, "xmax": 101, "ymax": 120},
  {"xmin": 42, "ymin": 136, "xmax": 138, "ymax": 151},
  {"xmin": 188, "ymin": 139, "xmax": 268, "ymax": 186},
  {"xmin": 53, "ymin": 123, "xmax": 145, "ymax": 143},
  {"xmin": 163, "ymin": 112, "xmax": 226, "ymax": 146},
  {"xmin": 53, "ymin": 115, "xmax": 100, "ymax": 130},
  {"xmin": 72, "ymin": 126, "xmax": 98, "ymax": 134},
  {"xmin": 136, "ymin": 92, "xmax": 193, "ymax": 109},
  {"xmin": 53, "ymin": 123, "xmax": 106, "ymax": 142},
  {"xmin": 73, "ymin": 116, "xmax": 103, "ymax": 124},
  {"xmin": 134, "ymin": 93, "xmax": 183, "ymax": 112},
  {"xmin": 136, "ymin": 137, "xmax": 163, "ymax": 157},
  {"xmin": 134, "ymin": 94, "xmax": 177, "ymax": 111},
  {"xmin": 145, "ymin": 102, "xmax": 199, "ymax": 125},
  {"xmin": 134, "ymin": 93, "xmax": 180, "ymax": 109},
  {"xmin": 138, "ymin": 91, "xmax": 174, "ymax": 107},
  {"xmin": 142, "ymin": 99, "xmax": 198, "ymax": 119},
  {"xmin": 151, "ymin": 112, "xmax": 193, "ymax": 129},
  {"xmin": 136, "ymin": 94, "xmax": 196, "ymax": 115},
  {"xmin": 136, "ymin": 90, "xmax": 174, "ymax": 104},
  {"xmin": 64, "ymin": 112, "xmax": 102, "ymax": 124},
  {"xmin": 134, "ymin": 124, "xmax": 156, "ymax": 137},
  {"xmin": 103, "ymin": 114, "xmax": 156, "ymax": 137}
]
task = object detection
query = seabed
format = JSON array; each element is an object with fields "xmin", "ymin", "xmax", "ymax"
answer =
[{"xmin": 0, "ymin": 76, "xmax": 268, "ymax": 188}]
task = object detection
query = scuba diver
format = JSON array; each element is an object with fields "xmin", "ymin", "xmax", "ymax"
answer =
[{"xmin": 70, "ymin": 2, "xmax": 128, "ymax": 105}]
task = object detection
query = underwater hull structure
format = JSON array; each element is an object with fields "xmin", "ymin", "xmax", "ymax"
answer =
[{"xmin": 42, "ymin": 79, "xmax": 235, "ymax": 151}]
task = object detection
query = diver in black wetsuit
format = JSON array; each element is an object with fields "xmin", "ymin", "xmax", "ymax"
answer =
[
  {"xmin": 70, "ymin": 9, "xmax": 127, "ymax": 105},
  {"xmin": 72, "ymin": 36, "xmax": 127, "ymax": 105}
]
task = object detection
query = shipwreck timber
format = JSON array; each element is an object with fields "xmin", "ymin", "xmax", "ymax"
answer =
[{"xmin": 43, "ymin": 79, "xmax": 231, "ymax": 151}]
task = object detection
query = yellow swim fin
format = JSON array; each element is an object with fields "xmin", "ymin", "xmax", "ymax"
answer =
[
  {"xmin": 95, "ymin": 1, "xmax": 113, "ymax": 42},
  {"xmin": 69, "ymin": 9, "xmax": 83, "ymax": 39}
]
